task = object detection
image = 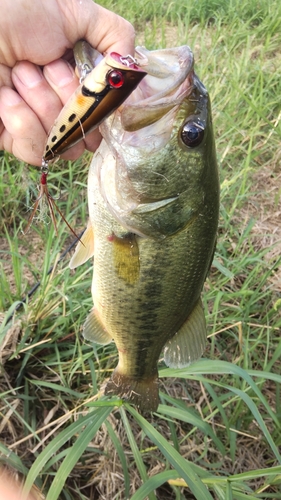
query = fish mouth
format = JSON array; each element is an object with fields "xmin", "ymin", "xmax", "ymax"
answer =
[
  {"xmin": 120, "ymin": 46, "xmax": 195, "ymax": 131},
  {"xmin": 96, "ymin": 46, "xmax": 198, "ymax": 238}
]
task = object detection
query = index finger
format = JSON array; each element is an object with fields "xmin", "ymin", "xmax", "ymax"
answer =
[{"xmin": 59, "ymin": 1, "xmax": 135, "ymax": 56}]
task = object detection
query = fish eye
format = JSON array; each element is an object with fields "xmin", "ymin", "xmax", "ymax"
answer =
[
  {"xmin": 181, "ymin": 120, "xmax": 205, "ymax": 148},
  {"xmin": 107, "ymin": 70, "xmax": 125, "ymax": 88}
]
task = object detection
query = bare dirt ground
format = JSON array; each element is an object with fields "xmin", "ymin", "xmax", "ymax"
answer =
[{"xmin": 244, "ymin": 165, "xmax": 281, "ymax": 291}]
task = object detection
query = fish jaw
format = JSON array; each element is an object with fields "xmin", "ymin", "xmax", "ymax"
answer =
[
  {"xmin": 43, "ymin": 42, "xmax": 146, "ymax": 162},
  {"xmin": 120, "ymin": 45, "xmax": 195, "ymax": 132},
  {"xmin": 95, "ymin": 46, "xmax": 196, "ymax": 239}
]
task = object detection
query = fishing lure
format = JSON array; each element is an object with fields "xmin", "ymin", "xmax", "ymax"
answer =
[
  {"xmin": 43, "ymin": 41, "xmax": 146, "ymax": 162},
  {"xmin": 25, "ymin": 40, "xmax": 146, "ymax": 235}
]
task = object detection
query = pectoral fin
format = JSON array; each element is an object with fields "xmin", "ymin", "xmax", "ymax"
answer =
[
  {"xmin": 164, "ymin": 298, "xmax": 207, "ymax": 368},
  {"xmin": 83, "ymin": 307, "xmax": 113, "ymax": 345},
  {"xmin": 69, "ymin": 222, "xmax": 94, "ymax": 269}
]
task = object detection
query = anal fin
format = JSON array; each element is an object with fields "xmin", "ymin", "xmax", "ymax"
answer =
[
  {"xmin": 83, "ymin": 307, "xmax": 112, "ymax": 345},
  {"xmin": 164, "ymin": 298, "xmax": 207, "ymax": 369},
  {"xmin": 69, "ymin": 221, "xmax": 94, "ymax": 269}
]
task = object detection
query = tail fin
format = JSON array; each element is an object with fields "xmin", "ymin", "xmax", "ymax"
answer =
[{"xmin": 104, "ymin": 368, "xmax": 159, "ymax": 412}]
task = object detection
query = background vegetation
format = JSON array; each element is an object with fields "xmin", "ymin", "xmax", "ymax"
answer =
[{"xmin": 0, "ymin": 0, "xmax": 281, "ymax": 498}]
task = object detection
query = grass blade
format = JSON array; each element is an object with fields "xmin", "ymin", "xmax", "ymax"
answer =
[
  {"xmin": 156, "ymin": 403, "xmax": 225, "ymax": 455},
  {"xmin": 160, "ymin": 359, "xmax": 281, "ymax": 428},
  {"xmin": 45, "ymin": 406, "xmax": 112, "ymax": 500},
  {"xmin": 24, "ymin": 407, "xmax": 111, "ymax": 496},
  {"xmin": 125, "ymin": 405, "xmax": 214, "ymax": 500},
  {"xmin": 105, "ymin": 419, "xmax": 131, "ymax": 499},
  {"xmin": 120, "ymin": 407, "xmax": 157, "ymax": 500},
  {"xmin": 131, "ymin": 470, "xmax": 179, "ymax": 500}
]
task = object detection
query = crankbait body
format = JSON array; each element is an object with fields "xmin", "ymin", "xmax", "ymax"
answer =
[{"xmin": 43, "ymin": 41, "xmax": 147, "ymax": 162}]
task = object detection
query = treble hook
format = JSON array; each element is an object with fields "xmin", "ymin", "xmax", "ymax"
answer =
[{"xmin": 24, "ymin": 161, "xmax": 83, "ymax": 243}]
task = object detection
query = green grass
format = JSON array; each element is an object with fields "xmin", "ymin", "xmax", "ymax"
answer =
[{"xmin": 1, "ymin": 0, "xmax": 281, "ymax": 498}]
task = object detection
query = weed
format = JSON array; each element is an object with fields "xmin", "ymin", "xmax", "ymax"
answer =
[{"xmin": 1, "ymin": 1, "xmax": 281, "ymax": 498}]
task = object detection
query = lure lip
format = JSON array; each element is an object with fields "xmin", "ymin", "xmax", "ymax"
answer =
[{"xmin": 43, "ymin": 46, "xmax": 147, "ymax": 163}]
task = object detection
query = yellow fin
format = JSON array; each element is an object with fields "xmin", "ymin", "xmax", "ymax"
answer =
[
  {"xmin": 83, "ymin": 307, "xmax": 112, "ymax": 345},
  {"xmin": 69, "ymin": 222, "xmax": 94, "ymax": 269},
  {"xmin": 110, "ymin": 233, "xmax": 140, "ymax": 285},
  {"xmin": 164, "ymin": 298, "xmax": 207, "ymax": 369}
]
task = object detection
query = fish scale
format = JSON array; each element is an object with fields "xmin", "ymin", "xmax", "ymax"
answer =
[
  {"xmin": 69, "ymin": 44, "xmax": 219, "ymax": 411},
  {"xmin": 87, "ymin": 160, "xmax": 217, "ymax": 398}
]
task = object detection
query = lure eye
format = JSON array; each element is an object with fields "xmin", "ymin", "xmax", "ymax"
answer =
[
  {"xmin": 181, "ymin": 120, "xmax": 205, "ymax": 148},
  {"xmin": 107, "ymin": 70, "xmax": 125, "ymax": 88}
]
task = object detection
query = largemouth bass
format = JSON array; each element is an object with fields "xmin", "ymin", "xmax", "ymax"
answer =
[{"xmin": 70, "ymin": 44, "xmax": 219, "ymax": 412}]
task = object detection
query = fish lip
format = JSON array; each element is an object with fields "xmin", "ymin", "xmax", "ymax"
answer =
[{"xmin": 135, "ymin": 45, "xmax": 194, "ymax": 75}]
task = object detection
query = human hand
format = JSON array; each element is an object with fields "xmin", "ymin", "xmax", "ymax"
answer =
[
  {"xmin": 0, "ymin": 464, "xmax": 42, "ymax": 500},
  {"xmin": 0, "ymin": 0, "xmax": 135, "ymax": 166}
]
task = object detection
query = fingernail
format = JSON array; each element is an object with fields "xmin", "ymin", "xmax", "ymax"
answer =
[
  {"xmin": 44, "ymin": 60, "xmax": 75, "ymax": 87},
  {"xmin": 14, "ymin": 64, "xmax": 43, "ymax": 88},
  {"xmin": 1, "ymin": 87, "xmax": 23, "ymax": 106}
]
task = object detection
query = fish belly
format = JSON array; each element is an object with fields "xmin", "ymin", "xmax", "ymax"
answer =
[{"xmin": 87, "ymin": 161, "xmax": 217, "ymax": 411}]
